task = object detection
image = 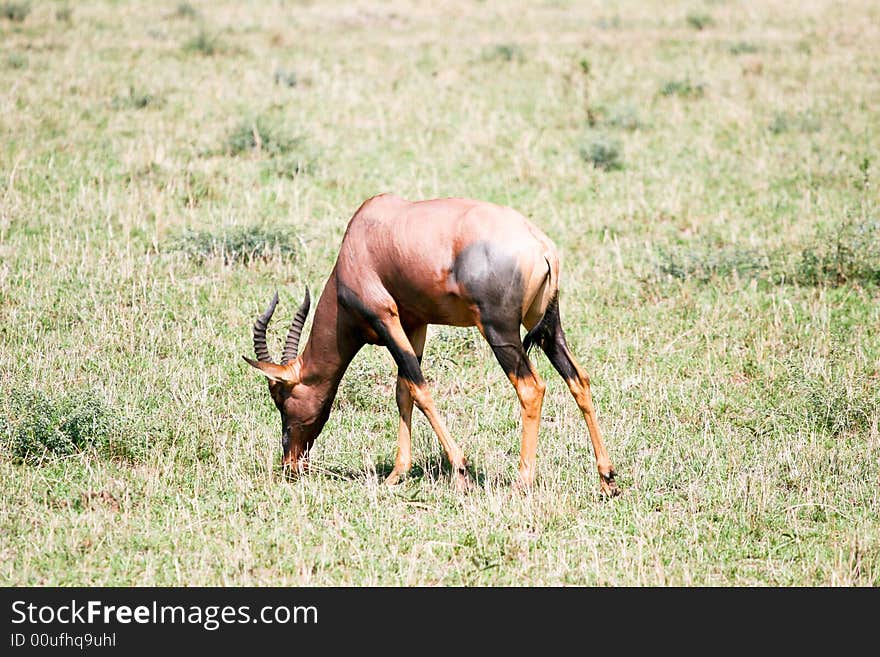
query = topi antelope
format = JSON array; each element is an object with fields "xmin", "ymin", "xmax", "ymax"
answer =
[{"xmin": 244, "ymin": 194, "xmax": 618, "ymax": 495}]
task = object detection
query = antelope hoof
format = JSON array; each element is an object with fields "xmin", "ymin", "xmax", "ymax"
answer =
[
  {"xmin": 599, "ymin": 469, "xmax": 620, "ymax": 497},
  {"xmin": 384, "ymin": 469, "xmax": 406, "ymax": 486},
  {"xmin": 453, "ymin": 465, "xmax": 473, "ymax": 492},
  {"xmin": 281, "ymin": 457, "xmax": 309, "ymax": 480},
  {"xmin": 512, "ymin": 471, "xmax": 535, "ymax": 492}
]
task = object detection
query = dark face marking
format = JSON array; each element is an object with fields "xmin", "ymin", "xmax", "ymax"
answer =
[
  {"xmin": 266, "ymin": 380, "xmax": 330, "ymax": 463},
  {"xmin": 337, "ymin": 282, "xmax": 425, "ymax": 385}
]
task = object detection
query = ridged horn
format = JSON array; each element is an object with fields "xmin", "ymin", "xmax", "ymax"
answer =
[
  {"xmin": 252, "ymin": 291, "xmax": 279, "ymax": 363},
  {"xmin": 281, "ymin": 287, "xmax": 310, "ymax": 364}
]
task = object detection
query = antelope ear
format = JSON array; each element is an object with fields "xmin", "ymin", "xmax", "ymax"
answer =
[{"xmin": 242, "ymin": 357, "xmax": 299, "ymax": 384}]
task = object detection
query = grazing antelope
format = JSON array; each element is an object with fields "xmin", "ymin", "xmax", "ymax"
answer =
[{"xmin": 244, "ymin": 194, "xmax": 618, "ymax": 495}]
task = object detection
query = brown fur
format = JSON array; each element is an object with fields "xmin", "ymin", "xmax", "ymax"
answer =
[{"xmin": 245, "ymin": 194, "xmax": 618, "ymax": 494}]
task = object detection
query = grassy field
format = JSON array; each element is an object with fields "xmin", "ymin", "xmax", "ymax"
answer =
[{"xmin": 1, "ymin": 0, "xmax": 878, "ymax": 586}]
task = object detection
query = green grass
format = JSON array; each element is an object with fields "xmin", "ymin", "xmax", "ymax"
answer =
[{"xmin": 1, "ymin": 0, "xmax": 878, "ymax": 586}]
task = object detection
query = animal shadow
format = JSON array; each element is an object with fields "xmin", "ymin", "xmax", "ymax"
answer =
[{"xmin": 280, "ymin": 456, "xmax": 486, "ymax": 489}]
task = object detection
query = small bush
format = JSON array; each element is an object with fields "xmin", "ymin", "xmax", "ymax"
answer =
[
  {"xmin": 686, "ymin": 11, "xmax": 713, "ymax": 30},
  {"xmin": 273, "ymin": 68, "xmax": 298, "ymax": 88},
  {"xmin": 183, "ymin": 30, "xmax": 222, "ymax": 56},
  {"xmin": 225, "ymin": 116, "xmax": 303, "ymax": 158},
  {"xmin": 796, "ymin": 220, "xmax": 880, "ymax": 286},
  {"xmin": 55, "ymin": 5, "xmax": 72, "ymax": 22},
  {"xmin": 178, "ymin": 170, "xmax": 217, "ymax": 208},
  {"xmin": 6, "ymin": 52, "xmax": 27, "ymax": 69},
  {"xmin": 805, "ymin": 376, "xmax": 877, "ymax": 437},
  {"xmin": 1, "ymin": 1, "xmax": 30, "ymax": 22},
  {"xmin": 580, "ymin": 135, "xmax": 623, "ymax": 171},
  {"xmin": 0, "ymin": 387, "xmax": 140, "ymax": 463},
  {"xmin": 481, "ymin": 43, "xmax": 524, "ymax": 63},
  {"xmin": 795, "ymin": 40, "xmax": 813, "ymax": 55},
  {"xmin": 168, "ymin": 224, "xmax": 299, "ymax": 264},
  {"xmin": 605, "ymin": 103, "xmax": 642, "ymax": 131},
  {"xmin": 260, "ymin": 152, "xmax": 313, "ymax": 180},
  {"xmin": 175, "ymin": 2, "xmax": 199, "ymax": 19},
  {"xmin": 1, "ymin": 390, "xmax": 67, "ymax": 458},
  {"xmin": 651, "ymin": 219, "xmax": 880, "ymax": 287},
  {"xmin": 112, "ymin": 86, "xmax": 160, "ymax": 110},
  {"xmin": 58, "ymin": 390, "xmax": 117, "ymax": 452},
  {"xmin": 655, "ymin": 244, "xmax": 772, "ymax": 283},
  {"xmin": 660, "ymin": 78, "xmax": 705, "ymax": 98},
  {"xmin": 768, "ymin": 113, "xmax": 789, "ymax": 135},
  {"xmin": 768, "ymin": 111, "xmax": 821, "ymax": 135},
  {"xmin": 729, "ymin": 41, "xmax": 759, "ymax": 55}
]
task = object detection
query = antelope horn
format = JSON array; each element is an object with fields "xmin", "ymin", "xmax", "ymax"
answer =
[
  {"xmin": 282, "ymin": 287, "xmax": 310, "ymax": 364},
  {"xmin": 252, "ymin": 291, "xmax": 279, "ymax": 363}
]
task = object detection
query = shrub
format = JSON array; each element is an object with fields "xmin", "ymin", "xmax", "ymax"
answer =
[
  {"xmin": 660, "ymin": 78, "xmax": 705, "ymax": 99},
  {"xmin": 260, "ymin": 152, "xmax": 313, "ymax": 180},
  {"xmin": 58, "ymin": 390, "xmax": 117, "ymax": 453},
  {"xmin": 168, "ymin": 224, "xmax": 299, "ymax": 264},
  {"xmin": 580, "ymin": 135, "xmax": 623, "ymax": 171},
  {"xmin": 605, "ymin": 103, "xmax": 642, "ymax": 131},
  {"xmin": 686, "ymin": 11, "xmax": 713, "ymax": 30},
  {"xmin": 6, "ymin": 52, "xmax": 27, "ymax": 69},
  {"xmin": 0, "ymin": 387, "xmax": 140, "ymax": 463},
  {"xmin": 796, "ymin": 220, "xmax": 880, "ymax": 286},
  {"xmin": 729, "ymin": 41, "xmax": 759, "ymax": 55},
  {"xmin": 655, "ymin": 244, "xmax": 772, "ymax": 283},
  {"xmin": 273, "ymin": 68, "xmax": 298, "ymax": 88},
  {"xmin": 804, "ymin": 375, "xmax": 877, "ymax": 436},
  {"xmin": 178, "ymin": 170, "xmax": 217, "ymax": 208},
  {"xmin": 225, "ymin": 116, "xmax": 302, "ymax": 157},
  {"xmin": 175, "ymin": 2, "xmax": 199, "ymax": 19},
  {"xmin": 481, "ymin": 43, "xmax": 524, "ymax": 63},
  {"xmin": 112, "ymin": 86, "xmax": 160, "ymax": 110},
  {"xmin": 1, "ymin": 2, "xmax": 30, "ymax": 22},
  {"xmin": 183, "ymin": 30, "xmax": 222, "ymax": 56},
  {"xmin": 768, "ymin": 113, "xmax": 789, "ymax": 135},
  {"xmin": 651, "ymin": 219, "xmax": 880, "ymax": 287},
  {"xmin": 768, "ymin": 111, "xmax": 821, "ymax": 135}
]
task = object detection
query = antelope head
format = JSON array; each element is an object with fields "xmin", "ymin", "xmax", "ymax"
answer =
[{"xmin": 243, "ymin": 288, "xmax": 318, "ymax": 469}]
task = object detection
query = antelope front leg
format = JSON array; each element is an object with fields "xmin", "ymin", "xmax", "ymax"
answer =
[
  {"xmin": 379, "ymin": 317, "xmax": 471, "ymax": 491},
  {"xmin": 384, "ymin": 378, "xmax": 414, "ymax": 486},
  {"xmin": 407, "ymin": 381, "xmax": 471, "ymax": 491},
  {"xmin": 385, "ymin": 325, "xmax": 426, "ymax": 486}
]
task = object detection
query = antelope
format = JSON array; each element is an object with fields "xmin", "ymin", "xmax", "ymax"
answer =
[{"xmin": 244, "ymin": 194, "xmax": 618, "ymax": 495}]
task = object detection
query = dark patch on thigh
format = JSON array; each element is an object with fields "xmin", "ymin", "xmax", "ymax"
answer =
[
  {"xmin": 337, "ymin": 281, "xmax": 425, "ymax": 385},
  {"xmin": 454, "ymin": 242, "xmax": 532, "ymax": 380},
  {"xmin": 453, "ymin": 241, "xmax": 524, "ymax": 329}
]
